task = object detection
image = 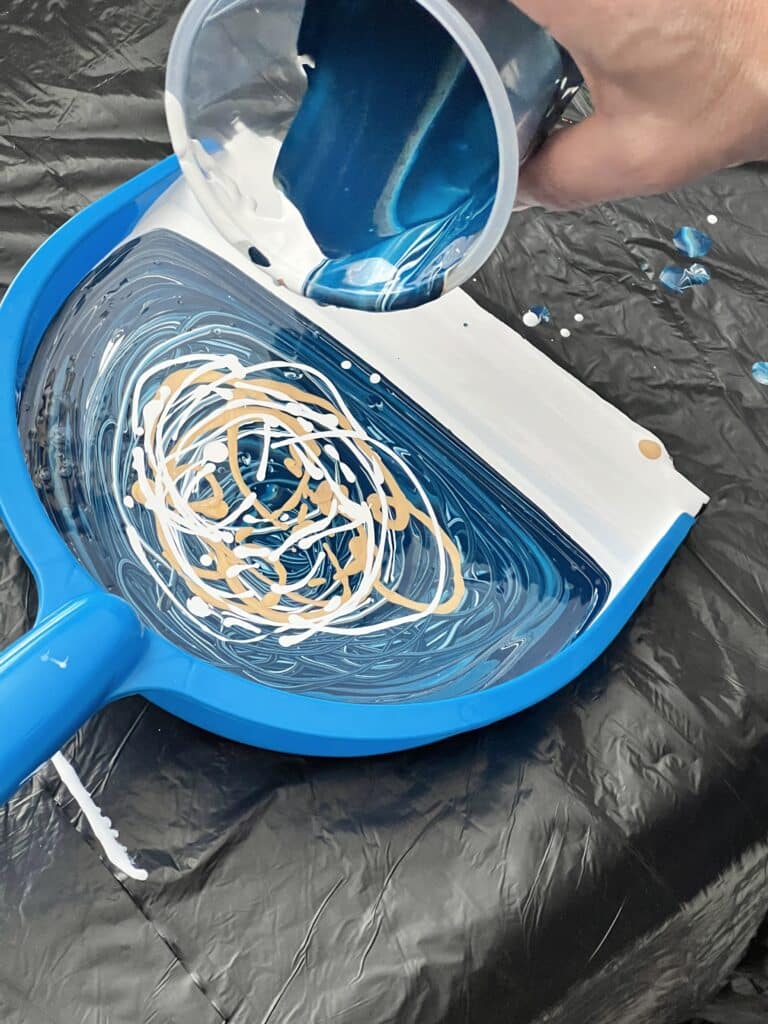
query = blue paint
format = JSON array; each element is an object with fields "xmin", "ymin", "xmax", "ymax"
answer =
[
  {"xmin": 659, "ymin": 263, "xmax": 711, "ymax": 294},
  {"xmin": 274, "ymin": 0, "xmax": 498, "ymax": 311},
  {"xmin": 19, "ymin": 230, "xmax": 610, "ymax": 703},
  {"xmin": 752, "ymin": 361, "xmax": 768, "ymax": 386},
  {"xmin": 0, "ymin": 158, "xmax": 699, "ymax": 795},
  {"xmin": 530, "ymin": 305, "xmax": 552, "ymax": 323},
  {"xmin": 673, "ymin": 226, "xmax": 713, "ymax": 259}
]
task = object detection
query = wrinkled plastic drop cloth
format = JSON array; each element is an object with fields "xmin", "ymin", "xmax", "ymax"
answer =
[{"xmin": 1, "ymin": 2, "xmax": 768, "ymax": 1022}]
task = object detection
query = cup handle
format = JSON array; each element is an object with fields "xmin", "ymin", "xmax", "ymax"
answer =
[{"xmin": 0, "ymin": 591, "xmax": 145, "ymax": 804}]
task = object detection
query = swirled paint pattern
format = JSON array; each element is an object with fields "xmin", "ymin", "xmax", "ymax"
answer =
[
  {"xmin": 122, "ymin": 352, "xmax": 464, "ymax": 648},
  {"xmin": 19, "ymin": 230, "xmax": 610, "ymax": 703}
]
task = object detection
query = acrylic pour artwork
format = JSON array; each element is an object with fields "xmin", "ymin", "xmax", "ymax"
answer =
[{"xmin": 19, "ymin": 231, "xmax": 610, "ymax": 704}]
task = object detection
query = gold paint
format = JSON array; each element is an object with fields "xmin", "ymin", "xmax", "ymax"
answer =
[
  {"xmin": 639, "ymin": 439, "xmax": 663, "ymax": 461},
  {"xmin": 133, "ymin": 367, "xmax": 465, "ymax": 632}
]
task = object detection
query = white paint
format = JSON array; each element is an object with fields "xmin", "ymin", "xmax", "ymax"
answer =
[
  {"xmin": 369, "ymin": 373, "xmax": 382, "ymax": 385},
  {"xmin": 574, "ymin": 313, "xmax": 584, "ymax": 323},
  {"xmin": 344, "ymin": 258, "xmax": 397, "ymax": 287},
  {"xmin": 51, "ymin": 752, "xmax": 148, "ymax": 882},
  {"xmin": 168, "ymin": 101, "xmax": 326, "ymax": 295},
  {"xmin": 560, "ymin": 328, "xmax": 571, "ymax": 339},
  {"xmin": 707, "ymin": 214, "xmax": 719, "ymax": 225},
  {"xmin": 522, "ymin": 310, "xmax": 541, "ymax": 328},
  {"xmin": 99, "ymin": 329, "xmax": 125, "ymax": 372},
  {"xmin": 204, "ymin": 440, "xmax": 229, "ymax": 464},
  {"xmin": 41, "ymin": 652, "xmax": 69, "ymax": 670},
  {"xmin": 118, "ymin": 354, "xmax": 458, "ymax": 648},
  {"xmin": 340, "ymin": 360, "xmax": 352, "ymax": 370},
  {"xmin": 200, "ymin": 554, "xmax": 214, "ymax": 567},
  {"xmin": 123, "ymin": 495, "xmax": 135, "ymax": 510},
  {"xmin": 130, "ymin": 178, "xmax": 709, "ymax": 601},
  {"xmin": 187, "ymin": 595, "xmax": 212, "ymax": 618}
]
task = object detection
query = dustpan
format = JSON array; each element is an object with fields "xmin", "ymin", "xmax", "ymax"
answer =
[{"xmin": 0, "ymin": 158, "xmax": 707, "ymax": 803}]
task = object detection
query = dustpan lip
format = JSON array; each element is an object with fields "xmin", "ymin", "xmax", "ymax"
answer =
[{"xmin": 0, "ymin": 157, "xmax": 694, "ymax": 756}]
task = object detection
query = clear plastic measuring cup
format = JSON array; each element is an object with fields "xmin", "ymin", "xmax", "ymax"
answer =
[{"xmin": 166, "ymin": 0, "xmax": 580, "ymax": 311}]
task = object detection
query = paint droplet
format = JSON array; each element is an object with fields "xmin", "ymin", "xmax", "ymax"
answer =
[
  {"xmin": 187, "ymin": 595, "xmax": 211, "ymax": 618},
  {"xmin": 659, "ymin": 264, "xmax": 711, "ymax": 294},
  {"xmin": 639, "ymin": 439, "xmax": 664, "ymax": 460},
  {"xmin": 123, "ymin": 495, "xmax": 135, "ymax": 510},
  {"xmin": 200, "ymin": 554, "xmax": 213, "ymax": 567},
  {"xmin": 340, "ymin": 359, "xmax": 352, "ymax": 370},
  {"xmin": 574, "ymin": 313, "xmax": 584, "ymax": 323},
  {"xmin": 752, "ymin": 361, "xmax": 768, "ymax": 386},
  {"xmin": 560, "ymin": 329, "xmax": 571, "ymax": 339},
  {"xmin": 523, "ymin": 305, "xmax": 551, "ymax": 328},
  {"xmin": 248, "ymin": 246, "xmax": 271, "ymax": 268},
  {"xmin": 673, "ymin": 226, "xmax": 713, "ymax": 259},
  {"xmin": 707, "ymin": 214, "xmax": 719, "ymax": 225},
  {"xmin": 204, "ymin": 440, "xmax": 229, "ymax": 464},
  {"xmin": 369, "ymin": 373, "xmax": 382, "ymax": 385}
]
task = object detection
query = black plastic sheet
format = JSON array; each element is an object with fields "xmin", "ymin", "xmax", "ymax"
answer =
[{"xmin": 1, "ymin": 2, "xmax": 768, "ymax": 1021}]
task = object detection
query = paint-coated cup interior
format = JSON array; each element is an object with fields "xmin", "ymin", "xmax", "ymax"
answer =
[{"xmin": 166, "ymin": 0, "xmax": 525, "ymax": 311}]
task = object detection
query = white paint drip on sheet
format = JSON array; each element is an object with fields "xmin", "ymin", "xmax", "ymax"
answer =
[{"xmin": 51, "ymin": 752, "xmax": 148, "ymax": 881}]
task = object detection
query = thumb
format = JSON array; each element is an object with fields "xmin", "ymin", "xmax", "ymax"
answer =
[{"xmin": 517, "ymin": 113, "xmax": 697, "ymax": 210}]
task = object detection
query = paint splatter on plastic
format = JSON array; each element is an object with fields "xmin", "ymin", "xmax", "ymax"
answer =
[
  {"xmin": 659, "ymin": 264, "xmax": 711, "ymax": 294},
  {"xmin": 752, "ymin": 362, "xmax": 768, "ymax": 386},
  {"xmin": 523, "ymin": 305, "xmax": 551, "ymax": 327},
  {"xmin": 673, "ymin": 227, "xmax": 713, "ymax": 259}
]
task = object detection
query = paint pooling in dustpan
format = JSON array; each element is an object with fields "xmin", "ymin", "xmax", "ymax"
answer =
[
  {"xmin": 19, "ymin": 230, "xmax": 610, "ymax": 704},
  {"xmin": 0, "ymin": 159, "xmax": 706, "ymax": 812}
]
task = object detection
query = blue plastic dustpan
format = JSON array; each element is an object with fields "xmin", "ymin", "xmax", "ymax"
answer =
[{"xmin": 0, "ymin": 159, "xmax": 705, "ymax": 804}]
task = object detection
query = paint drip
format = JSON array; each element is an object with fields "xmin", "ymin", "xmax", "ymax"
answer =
[
  {"xmin": 51, "ymin": 752, "xmax": 148, "ymax": 881},
  {"xmin": 659, "ymin": 264, "xmax": 711, "ymax": 294},
  {"xmin": 523, "ymin": 305, "xmax": 551, "ymax": 327},
  {"xmin": 673, "ymin": 227, "xmax": 713, "ymax": 259}
]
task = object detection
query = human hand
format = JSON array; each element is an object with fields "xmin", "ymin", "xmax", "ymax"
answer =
[{"xmin": 515, "ymin": 0, "xmax": 768, "ymax": 209}]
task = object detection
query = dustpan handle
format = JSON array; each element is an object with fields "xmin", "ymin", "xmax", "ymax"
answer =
[{"xmin": 0, "ymin": 591, "xmax": 145, "ymax": 805}]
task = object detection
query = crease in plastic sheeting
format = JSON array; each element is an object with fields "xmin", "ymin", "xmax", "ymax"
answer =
[
  {"xmin": 531, "ymin": 841, "xmax": 768, "ymax": 1024},
  {"xmin": 258, "ymin": 877, "xmax": 346, "ymax": 1024}
]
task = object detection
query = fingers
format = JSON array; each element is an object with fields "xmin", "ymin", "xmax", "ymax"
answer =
[{"xmin": 516, "ymin": 114, "xmax": 710, "ymax": 210}]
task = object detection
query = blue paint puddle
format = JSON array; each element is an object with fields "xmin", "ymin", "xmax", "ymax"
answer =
[
  {"xmin": 274, "ymin": 0, "xmax": 499, "ymax": 312},
  {"xmin": 753, "ymin": 362, "xmax": 768, "ymax": 386},
  {"xmin": 659, "ymin": 263, "xmax": 711, "ymax": 294},
  {"xmin": 673, "ymin": 227, "xmax": 713, "ymax": 259},
  {"xmin": 19, "ymin": 231, "xmax": 609, "ymax": 703}
]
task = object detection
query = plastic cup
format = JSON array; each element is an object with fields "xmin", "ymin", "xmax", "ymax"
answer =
[{"xmin": 166, "ymin": 0, "xmax": 580, "ymax": 311}]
